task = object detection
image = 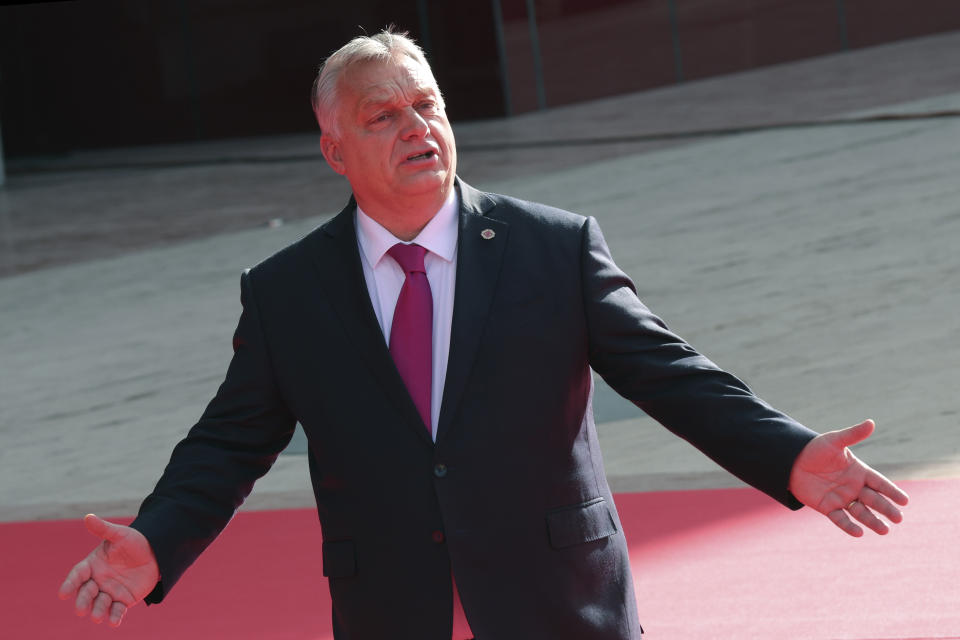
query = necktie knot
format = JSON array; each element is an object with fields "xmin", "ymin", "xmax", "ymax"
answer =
[{"xmin": 388, "ymin": 243, "xmax": 427, "ymax": 274}]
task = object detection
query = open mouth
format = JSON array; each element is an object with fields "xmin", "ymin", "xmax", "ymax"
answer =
[{"xmin": 406, "ymin": 150, "xmax": 436, "ymax": 161}]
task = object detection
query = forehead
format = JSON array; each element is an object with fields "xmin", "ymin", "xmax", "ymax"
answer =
[{"xmin": 340, "ymin": 55, "xmax": 438, "ymax": 107}]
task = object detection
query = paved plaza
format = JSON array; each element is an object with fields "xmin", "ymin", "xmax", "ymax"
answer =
[{"xmin": 1, "ymin": 32, "xmax": 958, "ymax": 522}]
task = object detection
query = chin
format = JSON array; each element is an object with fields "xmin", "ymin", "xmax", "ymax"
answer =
[{"xmin": 400, "ymin": 171, "xmax": 450, "ymax": 195}]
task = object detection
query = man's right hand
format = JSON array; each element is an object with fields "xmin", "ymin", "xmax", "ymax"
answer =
[{"xmin": 58, "ymin": 513, "xmax": 160, "ymax": 627}]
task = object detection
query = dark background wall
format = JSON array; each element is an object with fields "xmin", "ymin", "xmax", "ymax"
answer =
[
  {"xmin": 0, "ymin": 0, "xmax": 503, "ymax": 155},
  {"xmin": 498, "ymin": 0, "xmax": 960, "ymax": 114},
  {"xmin": 2, "ymin": 0, "xmax": 959, "ymax": 157}
]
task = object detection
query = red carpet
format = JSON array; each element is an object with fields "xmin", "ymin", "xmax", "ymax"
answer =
[{"xmin": 4, "ymin": 479, "xmax": 957, "ymax": 639}]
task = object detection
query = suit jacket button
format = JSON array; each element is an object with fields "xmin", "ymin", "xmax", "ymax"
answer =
[
  {"xmin": 431, "ymin": 530, "xmax": 445, "ymax": 544},
  {"xmin": 433, "ymin": 463, "xmax": 448, "ymax": 478}
]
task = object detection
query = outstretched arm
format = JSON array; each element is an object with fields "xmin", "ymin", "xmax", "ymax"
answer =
[
  {"xmin": 58, "ymin": 514, "xmax": 160, "ymax": 627},
  {"xmin": 789, "ymin": 419, "xmax": 909, "ymax": 536}
]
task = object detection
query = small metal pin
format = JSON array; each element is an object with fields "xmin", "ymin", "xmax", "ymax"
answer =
[{"xmin": 481, "ymin": 229, "xmax": 496, "ymax": 240}]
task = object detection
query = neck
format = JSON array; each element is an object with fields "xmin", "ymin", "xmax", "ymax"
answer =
[{"xmin": 357, "ymin": 187, "xmax": 451, "ymax": 242}]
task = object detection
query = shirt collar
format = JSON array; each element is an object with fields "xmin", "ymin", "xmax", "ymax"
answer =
[{"xmin": 356, "ymin": 188, "xmax": 459, "ymax": 267}]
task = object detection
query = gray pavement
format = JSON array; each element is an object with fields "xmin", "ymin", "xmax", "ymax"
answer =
[{"xmin": 1, "ymin": 32, "xmax": 959, "ymax": 522}]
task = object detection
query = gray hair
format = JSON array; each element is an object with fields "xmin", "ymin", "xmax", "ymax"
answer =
[{"xmin": 311, "ymin": 28, "xmax": 440, "ymax": 137}]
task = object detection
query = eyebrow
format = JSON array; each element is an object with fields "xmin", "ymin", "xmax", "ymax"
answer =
[
  {"xmin": 358, "ymin": 86, "xmax": 437, "ymax": 112},
  {"xmin": 357, "ymin": 99, "xmax": 387, "ymax": 115}
]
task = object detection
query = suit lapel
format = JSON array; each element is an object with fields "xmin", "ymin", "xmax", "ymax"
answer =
[
  {"xmin": 436, "ymin": 180, "xmax": 508, "ymax": 442},
  {"xmin": 306, "ymin": 201, "xmax": 433, "ymax": 447}
]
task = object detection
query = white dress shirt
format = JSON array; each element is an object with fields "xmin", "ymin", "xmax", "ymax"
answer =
[
  {"xmin": 355, "ymin": 190, "xmax": 473, "ymax": 639},
  {"xmin": 355, "ymin": 188, "xmax": 459, "ymax": 439}
]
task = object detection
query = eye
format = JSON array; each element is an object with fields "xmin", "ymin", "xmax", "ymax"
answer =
[{"xmin": 417, "ymin": 100, "xmax": 437, "ymax": 112}]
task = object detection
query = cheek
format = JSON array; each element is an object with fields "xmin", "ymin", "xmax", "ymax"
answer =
[
  {"xmin": 357, "ymin": 140, "xmax": 391, "ymax": 165},
  {"xmin": 433, "ymin": 126, "xmax": 453, "ymax": 148}
]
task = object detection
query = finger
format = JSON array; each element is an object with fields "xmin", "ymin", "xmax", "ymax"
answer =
[
  {"xmin": 59, "ymin": 559, "xmax": 92, "ymax": 600},
  {"xmin": 83, "ymin": 513, "xmax": 126, "ymax": 544},
  {"xmin": 859, "ymin": 486, "xmax": 904, "ymax": 524},
  {"xmin": 846, "ymin": 499, "xmax": 890, "ymax": 535},
  {"xmin": 90, "ymin": 591, "xmax": 113, "ymax": 624},
  {"xmin": 827, "ymin": 508, "xmax": 864, "ymax": 537},
  {"xmin": 831, "ymin": 419, "xmax": 875, "ymax": 448},
  {"xmin": 74, "ymin": 579, "xmax": 100, "ymax": 617},
  {"xmin": 108, "ymin": 601, "xmax": 127, "ymax": 628},
  {"xmin": 866, "ymin": 469, "xmax": 910, "ymax": 506}
]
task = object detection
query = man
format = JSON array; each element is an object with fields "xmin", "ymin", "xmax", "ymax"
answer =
[{"xmin": 59, "ymin": 29, "xmax": 909, "ymax": 639}]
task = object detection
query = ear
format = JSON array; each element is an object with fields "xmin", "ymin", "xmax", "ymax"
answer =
[{"xmin": 320, "ymin": 133, "xmax": 347, "ymax": 176}]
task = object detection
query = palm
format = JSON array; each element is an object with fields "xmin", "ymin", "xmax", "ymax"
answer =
[
  {"xmin": 789, "ymin": 420, "xmax": 909, "ymax": 536},
  {"xmin": 59, "ymin": 514, "xmax": 159, "ymax": 627},
  {"xmin": 790, "ymin": 435, "xmax": 866, "ymax": 512},
  {"xmin": 86, "ymin": 529, "xmax": 157, "ymax": 599}
]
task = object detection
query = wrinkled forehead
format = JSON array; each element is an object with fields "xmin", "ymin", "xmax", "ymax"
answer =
[{"xmin": 340, "ymin": 54, "xmax": 439, "ymax": 105}]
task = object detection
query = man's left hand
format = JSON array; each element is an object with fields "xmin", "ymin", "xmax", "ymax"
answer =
[{"xmin": 789, "ymin": 419, "xmax": 909, "ymax": 536}]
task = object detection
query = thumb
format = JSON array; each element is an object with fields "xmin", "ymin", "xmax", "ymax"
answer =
[
  {"xmin": 83, "ymin": 513, "xmax": 128, "ymax": 544},
  {"xmin": 830, "ymin": 418, "xmax": 876, "ymax": 448}
]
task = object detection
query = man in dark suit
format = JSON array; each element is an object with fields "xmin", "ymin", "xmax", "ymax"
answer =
[{"xmin": 60, "ymin": 29, "xmax": 909, "ymax": 639}]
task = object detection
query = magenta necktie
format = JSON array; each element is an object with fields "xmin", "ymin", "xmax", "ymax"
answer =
[{"xmin": 388, "ymin": 243, "xmax": 433, "ymax": 434}]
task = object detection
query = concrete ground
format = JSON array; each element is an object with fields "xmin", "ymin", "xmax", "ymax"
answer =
[{"xmin": 1, "ymin": 32, "xmax": 958, "ymax": 522}]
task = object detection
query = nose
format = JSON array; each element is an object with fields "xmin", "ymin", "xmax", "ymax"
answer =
[{"xmin": 399, "ymin": 106, "xmax": 430, "ymax": 140}]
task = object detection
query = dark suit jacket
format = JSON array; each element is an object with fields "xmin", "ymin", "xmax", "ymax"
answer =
[{"xmin": 131, "ymin": 178, "xmax": 817, "ymax": 639}]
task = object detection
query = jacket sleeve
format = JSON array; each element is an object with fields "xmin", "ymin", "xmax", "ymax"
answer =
[
  {"xmin": 130, "ymin": 269, "xmax": 297, "ymax": 603},
  {"xmin": 580, "ymin": 216, "xmax": 817, "ymax": 508}
]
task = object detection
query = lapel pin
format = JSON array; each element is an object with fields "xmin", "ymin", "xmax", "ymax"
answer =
[{"xmin": 481, "ymin": 228, "xmax": 496, "ymax": 240}]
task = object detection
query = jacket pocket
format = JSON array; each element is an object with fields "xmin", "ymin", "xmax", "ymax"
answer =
[
  {"xmin": 322, "ymin": 539, "xmax": 357, "ymax": 578},
  {"xmin": 546, "ymin": 497, "xmax": 618, "ymax": 549}
]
